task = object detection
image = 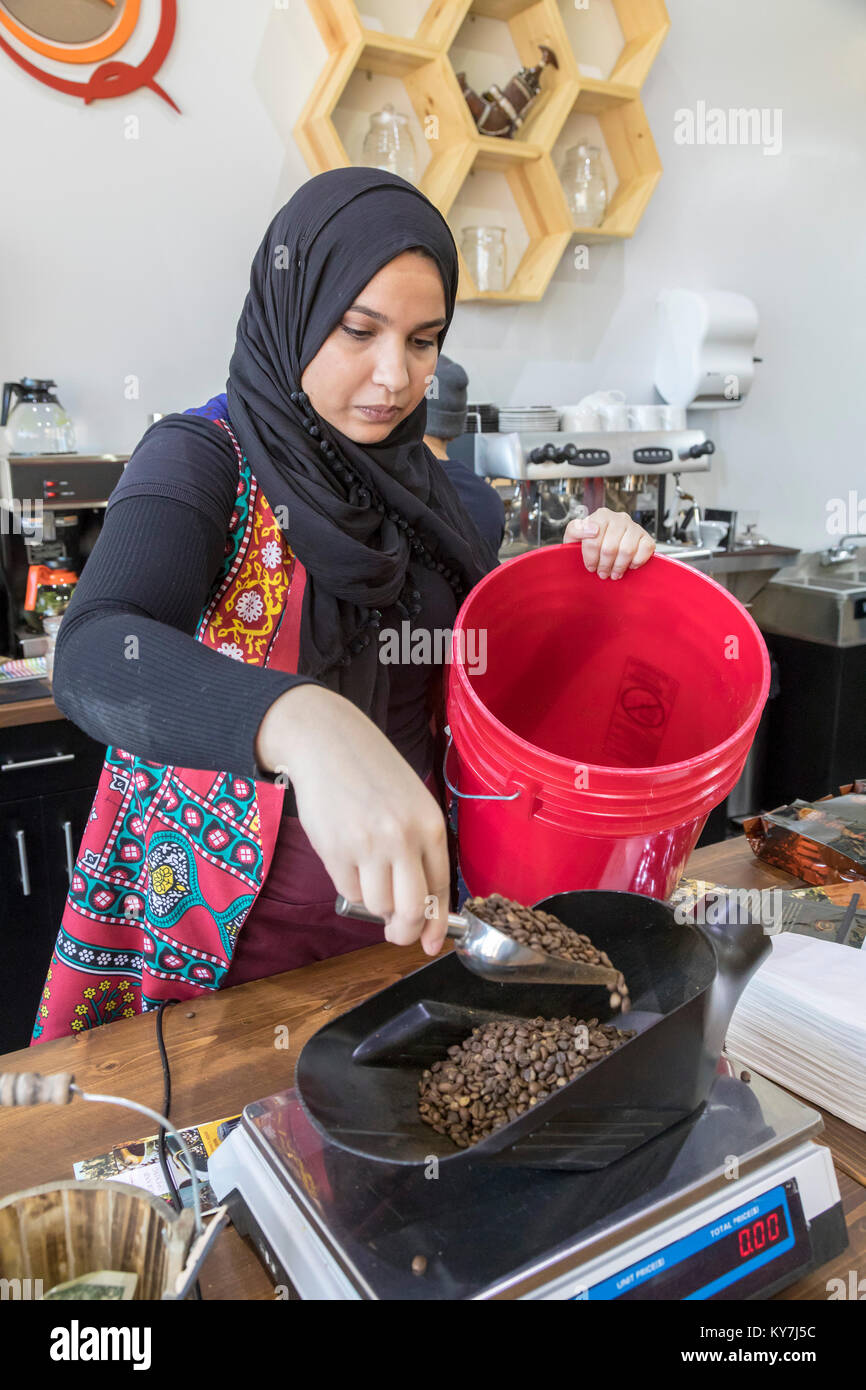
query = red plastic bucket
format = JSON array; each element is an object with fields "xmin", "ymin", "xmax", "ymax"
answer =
[{"xmin": 446, "ymin": 547, "xmax": 771, "ymax": 902}]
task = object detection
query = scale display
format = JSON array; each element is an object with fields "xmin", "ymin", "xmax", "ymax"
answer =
[{"xmin": 579, "ymin": 1180, "xmax": 809, "ymax": 1300}]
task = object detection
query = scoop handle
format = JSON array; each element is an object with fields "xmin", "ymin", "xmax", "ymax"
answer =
[
  {"xmin": 0, "ymin": 1072, "xmax": 75, "ymax": 1106},
  {"xmin": 334, "ymin": 895, "xmax": 468, "ymax": 941}
]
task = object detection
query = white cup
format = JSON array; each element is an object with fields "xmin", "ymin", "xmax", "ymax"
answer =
[
  {"xmin": 598, "ymin": 401, "xmax": 629, "ymax": 430},
  {"xmin": 699, "ymin": 520, "xmax": 729, "ymax": 550},
  {"xmin": 42, "ymin": 614, "xmax": 64, "ymax": 684},
  {"xmin": 582, "ymin": 390, "xmax": 625, "ymax": 409},
  {"xmin": 628, "ymin": 404, "xmax": 667, "ymax": 431},
  {"xmin": 560, "ymin": 404, "xmax": 602, "ymax": 431}
]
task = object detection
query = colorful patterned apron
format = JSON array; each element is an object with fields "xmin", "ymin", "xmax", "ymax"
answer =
[{"xmin": 32, "ymin": 402, "xmax": 311, "ymax": 1044}]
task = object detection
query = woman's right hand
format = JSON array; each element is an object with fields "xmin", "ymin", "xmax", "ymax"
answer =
[{"xmin": 255, "ymin": 685, "xmax": 452, "ymax": 955}]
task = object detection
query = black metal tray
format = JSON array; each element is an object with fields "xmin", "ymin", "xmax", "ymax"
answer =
[{"xmin": 295, "ymin": 890, "xmax": 769, "ymax": 1170}]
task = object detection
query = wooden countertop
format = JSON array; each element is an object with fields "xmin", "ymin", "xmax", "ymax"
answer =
[
  {"xmin": 0, "ymin": 661, "xmax": 62, "ymax": 728},
  {"xmin": 0, "ymin": 835, "xmax": 862, "ymax": 1301},
  {"xmin": 0, "ymin": 694, "xmax": 62, "ymax": 729}
]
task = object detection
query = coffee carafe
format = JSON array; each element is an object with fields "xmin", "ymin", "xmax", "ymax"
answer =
[{"xmin": 1, "ymin": 378, "xmax": 77, "ymax": 455}]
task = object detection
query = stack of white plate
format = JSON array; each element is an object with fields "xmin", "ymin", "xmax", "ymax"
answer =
[
  {"xmin": 726, "ymin": 932, "xmax": 866, "ymax": 1130},
  {"xmin": 498, "ymin": 406, "xmax": 560, "ymax": 433}
]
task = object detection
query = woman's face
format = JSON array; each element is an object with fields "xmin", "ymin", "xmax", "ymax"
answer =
[{"xmin": 300, "ymin": 250, "xmax": 447, "ymax": 444}]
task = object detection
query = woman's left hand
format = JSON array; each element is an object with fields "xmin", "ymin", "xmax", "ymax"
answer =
[{"xmin": 563, "ymin": 508, "xmax": 656, "ymax": 578}]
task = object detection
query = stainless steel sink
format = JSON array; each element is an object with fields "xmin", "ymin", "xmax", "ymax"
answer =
[
  {"xmin": 777, "ymin": 572, "xmax": 866, "ymax": 593},
  {"xmin": 751, "ymin": 565, "xmax": 866, "ymax": 646},
  {"xmin": 689, "ymin": 547, "xmax": 801, "ymax": 605}
]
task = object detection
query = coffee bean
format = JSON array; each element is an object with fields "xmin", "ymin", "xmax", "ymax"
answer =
[
  {"xmin": 464, "ymin": 893, "xmax": 629, "ymax": 1009},
  {"xmin": 418, "ymin": 1013, "xmax": 635, "ymax": 1150}
]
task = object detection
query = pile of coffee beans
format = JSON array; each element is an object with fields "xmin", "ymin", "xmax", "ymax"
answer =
[
  {"xmin": 464, "ymin": 893, "xmax": 630, "ymax": 1010},
  {"xmin": 418, "ymin": 1014, "xmax": 635, "ymax": 1149}
]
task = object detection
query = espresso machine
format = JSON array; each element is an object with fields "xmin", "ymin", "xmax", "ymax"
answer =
[
  {"xmin": 0, "ymin": 453, "xmax": 128, "ymax": 658},
  {"xmin": 448, "ymin": 427, "xmax": 716, "ymax": 555}
]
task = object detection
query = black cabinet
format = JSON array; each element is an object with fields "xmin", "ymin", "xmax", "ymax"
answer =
[
  {"xmin": 0, "ymin": 718, "xmax": 105, "ymax": 1053},
  {"xmin": 0, "ymin": 796, "xmax": 56, "ymax": 1052},
  {"xmin": 760, "ymin": 636, "xmax": 866, "ymax": 807},
  {"xmin": 0, "ymin": 718, "xmax": 106, "ymax": 804},
  {"xmin": 41, "ymin": 785, "xmax": 103, "ymax": 929}
]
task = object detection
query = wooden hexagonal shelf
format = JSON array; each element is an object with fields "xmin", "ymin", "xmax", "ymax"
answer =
[
  {"xmin": 551, "ymin": 90, "xmax": 662, "ymax": 238},
  {"xmin": 295, "ymin": 0, "xmax": 669, "ymax": 302},
  {"xmin": 448, "ymin": 147, "xmax": 572, "ymax": 301},
  {"xmin": 555, "ymin": 0, "xmax": 670, "ymax": 92}
]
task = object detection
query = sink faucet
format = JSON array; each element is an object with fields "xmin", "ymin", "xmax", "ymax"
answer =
[{"xmin": 819, "ymin": 534, "xmax": 865, "ymax": 567}]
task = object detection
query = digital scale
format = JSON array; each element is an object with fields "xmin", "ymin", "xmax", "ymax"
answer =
[{"xmin": 208, "ymin": 1065, "xmax": 848, "ymax": 1300}]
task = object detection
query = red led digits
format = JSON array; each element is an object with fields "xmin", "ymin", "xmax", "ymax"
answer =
[{"xmin": 738, "ymin": 1209, "xmax": 783, "ymax": 1260}]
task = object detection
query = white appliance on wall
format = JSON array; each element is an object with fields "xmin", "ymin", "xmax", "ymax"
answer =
[{"xmin": 654, "ymin": 290, "xmax": 760, "ymax": 410}]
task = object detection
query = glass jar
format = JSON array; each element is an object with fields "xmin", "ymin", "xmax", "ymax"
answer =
[
  {"xmin": 560, "ymin": 143, "xmax": 608, "ymax": 228},
  {"xmin": 460, "ymin": 226, "xmax": 507, "ymax": 293},
  {"xmin": 361, "ymin": 104, "xmax": 416, "ymax": 183}
]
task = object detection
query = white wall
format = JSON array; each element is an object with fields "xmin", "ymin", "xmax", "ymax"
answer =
[{"xmin": 2, "ymin": 0, "xmax": 864, "ymax": 552}]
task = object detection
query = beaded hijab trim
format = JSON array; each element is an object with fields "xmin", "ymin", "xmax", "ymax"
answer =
[{"xmin": 288, "ymin": 388, "xmax": 469, "ymax": 672}]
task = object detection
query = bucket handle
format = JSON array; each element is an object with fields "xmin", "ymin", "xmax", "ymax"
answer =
[{"xmin": 442, "ymin": 725, "xmax": 520, "ymax": 802}]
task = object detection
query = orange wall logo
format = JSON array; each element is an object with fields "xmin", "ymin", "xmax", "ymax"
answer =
[{"xmin": 0, "ymin": 0, "xmax": 180, "ymax": 111}]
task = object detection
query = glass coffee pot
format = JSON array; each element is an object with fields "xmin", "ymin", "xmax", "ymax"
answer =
[{"xmin": 1, "ymin": 378, "xmax": 77, "ymax": 454}]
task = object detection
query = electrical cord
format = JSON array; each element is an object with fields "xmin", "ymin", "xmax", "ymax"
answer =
[
  {"xmin": 154, "ymin": 999, "xmax": 203, "ymax": 1300},
  {"xmin": 155, "ymin": 1000, "xmax": 181, "ymax": 1211}
]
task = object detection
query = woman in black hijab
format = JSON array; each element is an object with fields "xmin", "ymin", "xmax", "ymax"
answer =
[
  {"xmin": 50, "ymin": 168, "xmax": 655, "ymax": 991},
  {"xmin": 227, "ymin": 167, "xmax": 654, "ymax": 965},
  {"xmin": 223, "ymin": 167, "xmax": 503, "ymax": 963},
  {"xmin": 226, "ymin": 166, "xmax": 499, "ymax": 729}
]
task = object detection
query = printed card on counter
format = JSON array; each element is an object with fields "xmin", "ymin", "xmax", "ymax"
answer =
[
  {"xmin": 73, "ymin": 1113, "xmax": 242, "ymax": 1216},
  {"xmin": 669, "ymin": 877, "xmax": 866, "ymax": 949}
]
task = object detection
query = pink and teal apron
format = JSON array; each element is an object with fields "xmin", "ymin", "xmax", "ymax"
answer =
[{"xmin": 31, "ymin": 414, "xmax": 450, "ymax": 1045}]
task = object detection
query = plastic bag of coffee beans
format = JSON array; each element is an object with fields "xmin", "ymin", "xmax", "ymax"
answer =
[{"xmin": 744, "ymin": 782, "xmax": 866, "ymax": 885}]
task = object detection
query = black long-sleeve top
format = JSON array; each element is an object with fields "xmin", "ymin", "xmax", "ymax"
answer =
[{"xmin": 52, "ymin": 415, "xmax": 504, "ymax": 785}]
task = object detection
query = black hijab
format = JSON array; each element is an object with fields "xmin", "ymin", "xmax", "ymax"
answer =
[{"xmin": 222, "ymin": 167, "xmax": 498, "ymax": 730}]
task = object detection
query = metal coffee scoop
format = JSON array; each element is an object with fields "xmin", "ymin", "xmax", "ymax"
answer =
[{"xmin": 335, "ymin": 895, "xmax": 627, "ymax": 997}]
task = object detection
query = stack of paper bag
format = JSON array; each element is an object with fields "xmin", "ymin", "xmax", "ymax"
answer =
[{"xmin": 726, "ymin": 932, "xmax": 866, "ymax": 1130}]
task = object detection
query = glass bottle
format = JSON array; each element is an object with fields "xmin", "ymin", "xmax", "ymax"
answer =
[
  {"xmin": 460, "ymin": 226, "xmax": 507, "ymax": 293},
  {"xmin": 560, "ymin": 143, "xmax": 608, "ymax": 228},
  {"xmin": 361, "ymin": 104, "xmax": 416, "ymax": 183}
]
